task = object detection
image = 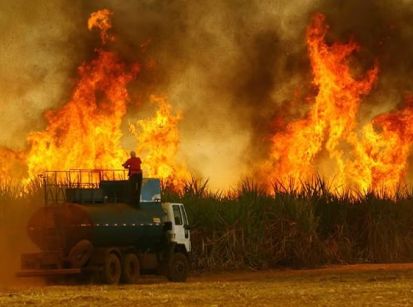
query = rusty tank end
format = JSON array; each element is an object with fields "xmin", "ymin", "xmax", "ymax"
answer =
[{"xmin": 27, "ymin": 204, "xmax": 93, "ymax": 253}]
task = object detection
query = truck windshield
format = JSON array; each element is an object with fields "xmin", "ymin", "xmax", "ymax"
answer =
[{"xmin": 172, "ymin": 205, "xmax": 183, "ymax": 225}]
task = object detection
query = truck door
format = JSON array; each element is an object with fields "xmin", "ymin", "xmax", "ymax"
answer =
[
  {"xmin": 172, "ymin": 204, "xmax": 191, "ymax": 252},
  {"xmin": 180, "ymin": 205, "xmax": 191, "ymax": 252}
]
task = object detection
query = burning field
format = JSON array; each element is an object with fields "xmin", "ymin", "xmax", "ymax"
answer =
[
  {"xmin": 3, "ymin": 1, "xmax": 413, "ymax": 195},
  {"xmin": 2, "ymin": 0, "xmax": 413, "ymax": 300}
]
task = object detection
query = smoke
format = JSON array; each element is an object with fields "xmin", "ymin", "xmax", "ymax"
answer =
[
  {"xmin": 2, "ymin": 0, "xmax": 413, "ymax": 188},
  {"xmin": 92, "ymin": 0, "xmax": 315, "ymax": 188},
  {"xmin": 0, "ymin": 0, "xmax": 90, "ymax": 149},
  {"xmin": 0, "ymin": 199, "xmax": 41, "ymax": 286}
]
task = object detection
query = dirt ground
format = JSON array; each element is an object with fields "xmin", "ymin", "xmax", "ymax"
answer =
[{"xmin": 1, "ymin": 263, "xmax": 413, "ymax": 306}]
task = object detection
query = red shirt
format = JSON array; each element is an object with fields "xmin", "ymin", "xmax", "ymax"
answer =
[{"xmin": 122, "ymin": 157, "xmax": 142, "ymax": 176}]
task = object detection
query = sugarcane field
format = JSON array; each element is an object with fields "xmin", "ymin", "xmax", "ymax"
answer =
[{"xmin": 2, "ymin": 1, "xmax": 413, "ymax": 306}]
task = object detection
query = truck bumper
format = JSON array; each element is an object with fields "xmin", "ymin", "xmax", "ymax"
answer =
[
  {"xmin": 21, "ymin": 251, "xmax": 63, "ymax": 269},
  {"xmin": 18, "ymin": 251, "xmax": 78, "ymax": 278}
]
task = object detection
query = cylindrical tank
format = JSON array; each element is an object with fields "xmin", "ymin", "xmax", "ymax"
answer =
[{"xmin": 27, "ymin": 202, "xmax": 166, "ymax": 254}]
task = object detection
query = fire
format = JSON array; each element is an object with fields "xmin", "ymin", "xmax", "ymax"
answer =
[
  {"xmin": 263, "ymin": 13, "xmax": 378, "ymax": 192},
  {"xmin": 87, "ymin": 9, "xmax": 114, "ymax": 44},
  {"xmin": 25, "ymin": 49, "xmax": 138, "ymax": 183},
  {"xmin": 2, "ymin": 8, "xmax": 413, "ymax": 196},
  {"xmin": 350, "ymin": 95, "xmax": 413, "ymax": 194},
  {"xmin": 23, "ymin": 10, "xmax": 139, "ymax": 184},
  {"xmin": 262, "ymin": 13, "xmax": 413, "ymax": 196},
  {"xmin": 0, "ymin": 9, "xmax": 189, "ymax": 190},
  {"xmin": 129, "ymin": 95, "xmax": 190, "ymax": 190},
  {"xmin": 0, "ymin": 148, "xmax": 25, "ymax": 185}
]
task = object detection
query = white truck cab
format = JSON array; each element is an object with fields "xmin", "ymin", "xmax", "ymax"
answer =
[{"xmin": 162, "ymin": 202, "xmax": 191, "ymax": 254}]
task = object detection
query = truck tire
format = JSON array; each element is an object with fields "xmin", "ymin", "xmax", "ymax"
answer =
[
  {"xmin": 121, "ymin": 253, "xmax": 140, "ymax": 284},
  {"xmin": 68, "ymin": 240, "xmax": 93, "ymax": 268},
  {"xmin": 102, "ymin": 253, "xmax": 121, "ymax": 284},
  {"xmin": 167, "ymin": 252, "xmax": 188, "ymax": 282}
]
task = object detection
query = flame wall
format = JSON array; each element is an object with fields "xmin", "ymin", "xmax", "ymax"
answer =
[{"xmin": 2, "ymin": 1, "xmax": 413, "ymax": 192}]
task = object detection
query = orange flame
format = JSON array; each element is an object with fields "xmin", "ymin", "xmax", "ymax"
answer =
[
  {"xmin": 262, "ymin": 14, "xmax": 378, "ymax": 192},
  {"xmin": 23, "ymin": 9, "xmax": 136, "ymax": 181},
  {"xmin": 25, "ymin": 49, "xmax": 139, "ymax": 183},
  {"xmin": 261, "ymin": 13, "xmax": 413, "ymax": 197},
  {"xmin": 0, "ymin": 148, "xmax": 25, "ymax": 185},
  {"xmin": 87, "ymin": 9, "xmax": 114, "ymax": 44},
  {"xmin": 129, "ymin": 95, "xmax": 190, "ymax": 190},
  {"xmin": 349, "ymin": 95, "xmax": 413, "ymax": 194},
  {"xmin": 0, "ymin": 9, "xmax": 189, "ymax": 190},
  {"xmin": 3, "ymin": 10, "xmax": 413, "ymax": 196}
]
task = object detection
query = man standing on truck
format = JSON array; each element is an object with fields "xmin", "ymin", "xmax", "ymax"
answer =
[{"xmin": 122, "ymin": 151, "xmax": 142, "ymax": 205}]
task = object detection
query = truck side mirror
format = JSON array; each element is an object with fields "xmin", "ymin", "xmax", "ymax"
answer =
[{"xmin": 163, "ymin": 221, "xmax": 172, "ymax": 231}]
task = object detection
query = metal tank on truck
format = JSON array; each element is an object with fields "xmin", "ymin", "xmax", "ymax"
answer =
[{"xmin": 17, "ymin": 169, "xmax": 191, "ymax": 284}]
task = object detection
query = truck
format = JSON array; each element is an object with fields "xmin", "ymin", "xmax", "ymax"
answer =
[{"xmin": 17, "ymin": 169, "xmax": 191, "ymax": 284}]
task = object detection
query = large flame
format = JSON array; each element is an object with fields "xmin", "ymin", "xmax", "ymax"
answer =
[
  {"xmin": 350, "ymin": 95, "xmax": 413, "ymax": 194},
  {"xmin": 129, "ymin": 95, "xmax": 190, "ymax": 190},
  {"xmin": 262, "ymin": 13, "xmax": 413, "ymax": 196},
  {"xmin": 0, "ymin": 9, "xmax": 188, "ymax": 190},
  {"xmin": 262, "ymin": 14, "xmax": 378, "ymax": 192},
  {"xmin": 25, "ymin": 49, "xmax": 138, "ymax": 182},
  {"xmin": 2, "ymin": 9, "xmax": 413, "ymax": 197},
  {"xmin": 24, "ymin": 10, "xmax": 138, "ymax": 184}
]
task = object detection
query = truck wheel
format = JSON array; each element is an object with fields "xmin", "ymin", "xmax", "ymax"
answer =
[
  {"xmin": 167, "ymin": 252, "xmax": 188, "ymax": 282},
  {"xmin": 68, "ymin": 240, "xmax": 93, "ymax": 268},
  {"xmin": 102, "ymin": 253, "xmax": 121, "ymax": 284},
  {"xmin": 121, "ymin": 253, "xmax": 140, "ymax": 284}
]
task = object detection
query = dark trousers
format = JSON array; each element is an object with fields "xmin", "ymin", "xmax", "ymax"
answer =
[{"xmin": 129, "ymin": 172, "xmax": 142, "ymax": 205}]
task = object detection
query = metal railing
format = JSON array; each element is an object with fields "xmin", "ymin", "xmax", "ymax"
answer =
[{"xmin": 40, "ymin": 169, "xmax": 128, "ymax": 205}]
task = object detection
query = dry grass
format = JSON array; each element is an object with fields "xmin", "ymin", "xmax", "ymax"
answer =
[{"xmin": 1, "ymin": 264, "xmax": 413, "ymax": 306}]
